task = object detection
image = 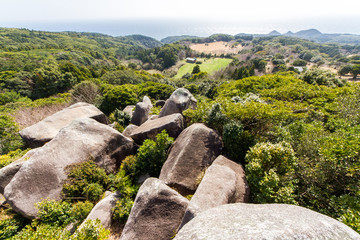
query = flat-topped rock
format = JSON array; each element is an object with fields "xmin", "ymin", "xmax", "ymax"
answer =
[
  {"xmin": 175, "ymin": 203, "xmax": 360, "ymax": 240},
  {"xmin": 159, "ymin": 123, "xmax": 222, "ymax": 195},
  {"xmin": 120, "ymin": 178, "xmax": 189, "ymax": 240},
  {"xmin": 19, "ymin": 102, "xmax": 108, "ymax": 148},
  {"xmin": 129, "ymin": 113, "xmax": 185, "ymax": 144},
  {"xmin": 5, "ymin": 118, "xmax": 135, "ymax": 219}
]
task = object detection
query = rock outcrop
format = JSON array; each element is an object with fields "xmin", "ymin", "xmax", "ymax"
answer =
[
  {"xmin": 131, "ymin": 96, "xmax": 153, "ymax": 126},
  {"xmin": 179, "ymin": 155, "xmax": 249, "ymax": 227},
  {"xmin": 123, "ymin": 105, "xmax": 135, "ymax": 118},
  {"xmin": 175, "ymin": 203, "xmax": 360, "ymax": 240},
  {"xmin": 79, "ymin": 192, "xmax": 120, "ymax": 230},
  {"xmin": 122, "ymin": 124, "xmax": 138, "ymax": 137},
  {"xmin": 19, "ymin": 102, "xmax": 109, "ymax": 148},
  {"xmin": 159, "ymin": 123, "xmax": 222, "ymax": 195},
  {"xmin": 120, "ymin": 178, "xmax": 189, "ymax": 240},
  {"xmin": 0, "ymin": 149, "xmax": 38, "ymax": 194},
  {"xmin": 5, "ymin": 118, "xmax": 135, "ymax": 219},
  {"xmin": 129, "ymin": 113, "xmax": 185, "ymax": 144},
  {"xmin": 158, "ymin": 88, "xmax": 197, "ymax": 118}
]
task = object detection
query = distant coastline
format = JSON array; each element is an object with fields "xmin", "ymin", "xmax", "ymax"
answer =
[{"xmin": 2, "ymin": 17, "xmax": 360, "ymax": 40}]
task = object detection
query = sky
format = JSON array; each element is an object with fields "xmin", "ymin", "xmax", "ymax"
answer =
[{"xmin": 1, "ymin": 0, "xmax": 360, "ymax": 38}]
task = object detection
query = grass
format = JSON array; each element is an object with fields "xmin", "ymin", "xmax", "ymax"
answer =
[{"xmin": 174, "ymin": 58, "xmax": 232, "ymax": 78}]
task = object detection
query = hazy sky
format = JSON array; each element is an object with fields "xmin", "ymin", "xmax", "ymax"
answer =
[{"xmin": 1, "ymin": 0, "xmax": 360, "ymax": 36}]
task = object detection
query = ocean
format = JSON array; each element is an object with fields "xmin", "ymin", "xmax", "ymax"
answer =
[{"xmin": 2, "ymin": 17, "xmax": 360, "ymax": 40}]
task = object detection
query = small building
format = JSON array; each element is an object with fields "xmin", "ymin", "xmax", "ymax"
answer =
[{"xmin": 186, "ymin": 57, "xmax": 197, "ymax": 63}]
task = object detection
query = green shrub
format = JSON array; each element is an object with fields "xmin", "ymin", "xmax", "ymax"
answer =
[
  {"xmin": 36, "ymin": 200, "xmax": 72, "ymax": 227},
  {"xmin": 82, "ymin": 183, "xmax": 104, "ymax": 202},
  {"xmin": 112, "ymin": 197, "xmax": 134, "ymax": 223},
  {"xmin": 223, "ymin": 121, "xmax": 255, "ymax": 163},
  {"xmin": 12, "ymin": 223, "xmax": 70, "ymax": 240},
  {"xmin": 301, "ymin": 68, "xmax": 346, "ymax": 87},
  {"xmin": 206, "ymin": 103, "xmax": 229, "ymax": 133},
  {"xmin": 0, "ymin": 215, "xmax": 27, "ymax": 239},
  {"xmin": 71, "ymin": 81, "xmax": 100, "ymax": 104},
  {"xmin": 111, "ymin": 109, "xmax": 131, "ymax": 128},
  {"xmin": 139, "ymin": 82, "xmax": 175, "ymax": 100},
  {"xmin": 98, "ymin": 84, "xmax": 139, "ymax": 115},
  {"xmin": 136, "ymin": 130, "xmax": 174, "ymax": 177},
  {"xmin": 0, "ymin": 148, "xmax": 29, "ymax": 168},
  {"xmin": 245, "ymin": 141, "xmax": 298, "ymax": 204},
  {"xmin": 0, "ymin": 114, "xmax": 24, "ymax": 155},
  {"xmin": 62, "ymin": 161, "xmax": 111, "ymax": 202},
  {"xmin": 72, "ymin": 219, "xmax": 110, "ymax": 240},
  {"xmin": 69, "ymin": 201, "xmax": 94, "ymax": 224}
]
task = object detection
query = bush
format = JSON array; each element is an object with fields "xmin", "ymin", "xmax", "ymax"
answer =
[
  {"xmin": 206, "ymin": 103, "xmax": 229, "ymax": 132},
  {"xmin": 36, "ymin": 200, "xmax": 72, "ymax": 227},
  {"xmin": 245, "ymin": 141, "xmax": 298, "ymax": 204},
  {"xmin": 136, "ymin": 130, "xmax": 174, "ymax": 177},
  {"xmin": 0, "ymin": 215, "xmax": 27, "ymax": 239},
  {"xmin": 139, "ymin": 82, "xmax": 175, "ymax": 100},
  {"xmin": 98, "ymin": 84, "xmax": 139, "ymax": 115},
  {"xmin": 0, "ymin": 114, "xmax": 24, "ymax": 155},
  {"xmin": 111, "ymin": 109, "xmax": 131, "ymax": 128},
  {"xmin": 222, "ymin": 121, "xmax": 255, "ymax": 163},
  {"xmin": 62, "ymin": 161, "xmax": 111, "ymax": 202},
  {"xmin": 112, "ymin": 197, "xmax": 134, "ymax": 223},
  {"xmin": 301, "ymin": 68, "xmax": 346, "ymax": 87},
  {"xmin": 292, "ymin": 59, "xmax": 307, "ymax": 66},
  {"xmin": 72, "ymin": 219, "xmax": 110, "ymax": 240}
]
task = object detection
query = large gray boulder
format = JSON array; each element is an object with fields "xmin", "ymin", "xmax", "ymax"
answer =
[
  {"xmin": 4, "ymin": 118, "xmax": 135, "ymax": 219},
  {"xmin": 179, "ymin": 155, "xmax": 249, "ymax": 228},
  {"xmin": 123, "ymin": 105, "xmax": 135, "ymax": 118},
  {"xmin": 131, "ymin": 96, "xmax": 153, "ymax": 126},
  {"xmin": 122, "ymin": 124, "xmax": 138, "ymax": 137},
  {"xmin": 159, "ymin": 123, "xmax": 222, "ymax": 195},
  {"xmin": 175, "ymin": 203, "xmax": 360, "ymax": 240},
  {"xmin": 129, "ymin": 113, "xmax": 185, "ymax": 144},
  {"xmin": 79, "ymin": 192, "xmax": 120, "ymax": 230},
  {"xmin": 19, "ymin": 102, "xmax": 109, "ymax": 148},
  {"xmin": 159, "ymin": 88, "xmax": 197, "ymax": 118},
  {"xmin": 120, "ymin": 178, "xmax": 189, "ymax": 240},
  {"xmin": 0, "ymin": 149, "xmax": 38, "ymax": 194}
]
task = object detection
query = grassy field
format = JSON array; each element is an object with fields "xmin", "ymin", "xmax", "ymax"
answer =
[{"xmin": 175, "ymin": 58, "xmax": 232, "ymax": 78}]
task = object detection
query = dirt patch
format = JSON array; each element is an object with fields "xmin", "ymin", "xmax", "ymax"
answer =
[{"xmin": 190, "ymin": 41, "xmax": 243, "ymax": 55}]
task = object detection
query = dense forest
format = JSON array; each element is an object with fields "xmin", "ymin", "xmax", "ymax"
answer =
[{"xmin": 0, "ymin": 28, "xmax": 359, "ymax": 239}]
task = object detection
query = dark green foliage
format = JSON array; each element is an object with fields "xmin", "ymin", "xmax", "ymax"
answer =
[
  {"xmin": 206, "ymin": 103, "xmax": 229, "ymax": 133},
  {"xmin": 98, "ymin": 84, "xmax": 139, "ymax": 115},
  {"xmin": 136, "ymin": 130, "xmax": 174, "ymax": 177},
  {"xmin": 101, "ymin": 70, "xmax": 143, "ymax": 85},
  {"xmin": 0, "ymin": 214, "xmax": 28, "ymax": 239},
  {"xmin": 0, "ymin": 114, "xmax": 24, "ymax": 155},
  {"xmin": 139, "ymin": 81, "xmax": 175, "ymax": 100},
  {"xmin": 192, "ymin": 65, "xmax": 200, "ymax": 74},
  {"xmin": 222, "ymin": 121, "xmax": 255, "ymax": 163},
  {"xmin": 292, "ymin": 59, "xmax": 307, "ymax": 66},
  {"xmin": 62, "ymin": 161, "xmax": 111, "ymax": 202},
  {"xmin": 350, "ymin": 64, "xmax": 360, "ymax": 79},
  {"xmin": 112, "ymin": 109, "xmax": 131, "ymax": 128},
  {"xmin": 112, "ymin": 197, "xmax": 134, "ymax": 223},
  {"xmin": 36, "ymin": 200, "xmax": 72, "ymax": 227}
]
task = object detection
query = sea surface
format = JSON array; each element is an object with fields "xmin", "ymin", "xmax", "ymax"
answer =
[{"xmin": 2, "ymin": 17, "xmax": 360, "ymax": 40}]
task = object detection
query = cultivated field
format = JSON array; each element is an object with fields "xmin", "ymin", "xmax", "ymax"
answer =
[
  {"xmin": 190, "ymin": 41, "xmax": 243, "ymax": 55},
  {"xmin": 175, "ymin": 58, "xmax": 232, "ymax": 78}
]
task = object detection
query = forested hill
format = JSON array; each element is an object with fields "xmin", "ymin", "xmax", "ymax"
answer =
[{"xmin": 0, "ymin": 28, "xmax": 162, "ymax": 56}]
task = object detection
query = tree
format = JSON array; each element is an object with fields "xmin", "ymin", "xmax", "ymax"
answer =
[
  {"xmin": 192, "ymin": 65, "xmax": 200, "ymax": 74},
  {"xmin": 350, "ymin": 65, "xmax": 360, "ymax": 79},
  {"xmin": 338, "ymin": 65, "xmax": 352, "ymax": 76}
]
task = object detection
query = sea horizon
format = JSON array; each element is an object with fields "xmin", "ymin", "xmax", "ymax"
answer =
[{"xmin": 2, "ymin": 17, "xmax": 360, "ymax": 40}]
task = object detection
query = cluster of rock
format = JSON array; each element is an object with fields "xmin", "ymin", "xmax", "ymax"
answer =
[{"xmin": 1, "ymin": 88, "xmax": 358, "ymax": 239}]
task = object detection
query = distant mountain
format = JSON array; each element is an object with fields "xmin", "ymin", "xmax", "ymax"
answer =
[
  {"xmin": 161, "ymin": 35, "xmax": 199, "ymax": 44},
  {"xmin": 294, "ymin": 29, "xmax": 322, "ymax": 38},
  {"xmin": 125, "ymin": 34, "xmax": 163, "ymax": 48},
  {"xmin": 234, "ymin": 28, "xmax": 360, "ymax": 44},
  {"xmin": 268, "ymin": 30, "xmax": 281, "ymax": 36}
]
